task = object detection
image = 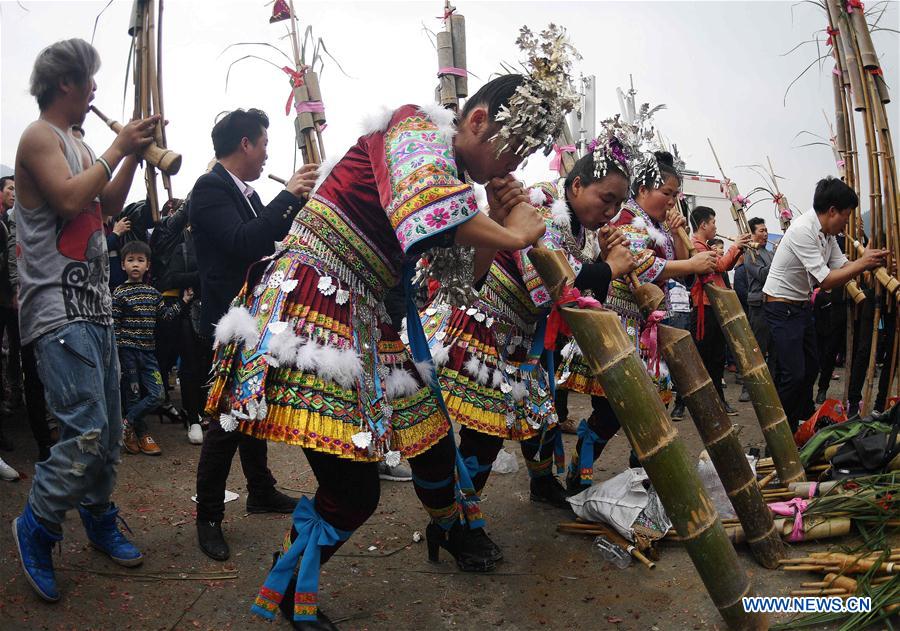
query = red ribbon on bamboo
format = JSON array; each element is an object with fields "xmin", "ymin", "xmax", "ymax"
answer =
[
  {"xmin": 825, "ymin": 25, "xmax": 839, "ymax": 46},
  {"xmin": 282, "ymin": 65, "xmax": 310, "ymax": 116},
  {"xmin": 544, "ymin": 286, "xmax": 602, "ymax": 351},
  {"xmin": 846, "ymin": 0, "xmax": 864, "ymax": 13},
  {"xmin": 689, "ymin": 274, "xmax": 717, "ymax": 340}
]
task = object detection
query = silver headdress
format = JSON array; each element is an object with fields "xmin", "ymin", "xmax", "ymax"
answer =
[
  {"xmin": 492, "ymin": 24, "xmax": 581, "ymax": 158},
  {"xmin": 622, "ymin": 101, "xmax": 671, "ymax": 190}
]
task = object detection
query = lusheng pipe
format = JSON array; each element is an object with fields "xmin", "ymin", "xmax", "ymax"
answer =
[{"xmin": 90, "ymin": 105, "xmax": 182, "ymax": 176}]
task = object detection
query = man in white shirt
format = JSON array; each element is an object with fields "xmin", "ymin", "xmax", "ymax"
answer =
[{"xmin": 762, "ymin": 177, "xmax": 887, "ymax": 430}]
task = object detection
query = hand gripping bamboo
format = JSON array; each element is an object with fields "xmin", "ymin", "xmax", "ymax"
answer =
[
  {"xmin": 90, "ymin": 105, "xmax": 182, "ymax": 176},
  {"xmin": 528, "ymin": 247, "xmax": 767, "ymax": 630},
  {"xmin": 674, "ymin": 226, "xmax": 806, "ymax": 485}
]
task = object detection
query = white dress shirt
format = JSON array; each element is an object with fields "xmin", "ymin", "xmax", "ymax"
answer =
[
  {"xmin": 223, "ymin": 166, "xmax": 258, "ymax": 217},
  {"xmin": 762, "ymin": 209, "xmax": 849, "ymax": 302}
]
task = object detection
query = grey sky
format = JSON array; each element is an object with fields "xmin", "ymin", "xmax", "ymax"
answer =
[{"xmin": 1, "ymin": 0, "xmax": 897, "ymax": 225}]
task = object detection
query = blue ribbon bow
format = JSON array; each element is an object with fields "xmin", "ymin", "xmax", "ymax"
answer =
[
  {"xmin": 402, "ymin": 261, "xmax": 484, "ymax": 529},
  {"xmin": 251, "ymin": 497, "xmax": 353, "ymax": 622}
]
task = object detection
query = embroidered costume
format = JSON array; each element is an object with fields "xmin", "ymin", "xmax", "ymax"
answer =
[
  {"xmin": 207, "ymin": 105, "xmax": 474, "ymax": 464},
  {"xmin": 557, "ymin": 198, "xmax": 673, "ymax": 401}
]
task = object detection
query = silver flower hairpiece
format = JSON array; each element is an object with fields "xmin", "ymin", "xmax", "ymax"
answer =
[{"xmin": 492, "ymin": 24, "xmax": 581, "ymax": 158}]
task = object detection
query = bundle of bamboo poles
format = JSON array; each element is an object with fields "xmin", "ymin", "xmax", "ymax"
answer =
[
  {"xmin": 435, "ymin": 1, "xmax": 467, "ymax": 110},
  {"xmin": 284, "ymin": 0, "xmax": 325, "ymax": 166},
  {"xmin": 128, "ymin": 0, "xmax": 175, "ymax": 222},
  {"xmin": 527, "ymin": 248, "xmax": 767, "ymax": 630},
  {"xmin": 781, "ymin": 551, "xmax": 899, "ymax": 576},
  {"xmin": 824, "ymin": 0, "xmax": 900, "ymax": 411},
  {"xmin": 671, "ymin": 516, "xmax": 853, "ymax": 544}
]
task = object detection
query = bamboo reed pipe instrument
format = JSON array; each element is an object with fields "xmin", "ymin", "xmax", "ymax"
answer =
[
  {"xmin": 672, "ymin": 224, "xmax": 805, "ymax": 485},
  {"xmin": 528, "ymin": 248, "xmax": 767, "ymax": 630},
  {"xmin": 268, "ymin": 174, "xmax": 288, "ymax": 185},
  {"xmin": 714, "ymin": 233, "xmax": 761, "ymax": 250},
  {"xmin": 853, "ymin": 239, "xmax": 900, "ymax": 296},
  {"xmin": 90, "ymin": 105, "xmax": 182, "ymax": 176}
]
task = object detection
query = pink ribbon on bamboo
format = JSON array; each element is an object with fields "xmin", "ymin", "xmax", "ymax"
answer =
[
  {"xmin": 282, "ymin": 65, "xmax": 310, "ymax": 116},
  {"xmin": 846, "ymin": 0, "xmax": 864, "ymax": 13},
  {"xmin": 550, "ymin": 144, "xmax": 576, "ymax": 172},
  {"xmin": 438, "ymin": 67, "xmax": 468, "ymax": 78},
  {"xmin": 768, "ymin": 497, "xmax": 808, "ymax": 542},
  {"xmin": 543, "ymin": 286, "xmax": 602, "ymax": 351},
  {"xmin": 639, "ymin": 310, "xmax": 666, "ymax": 377}
]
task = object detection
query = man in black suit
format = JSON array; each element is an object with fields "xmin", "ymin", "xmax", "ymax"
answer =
[{"xmin": 190, "ymin": 108, "xmax": 317, "ymax": 561}]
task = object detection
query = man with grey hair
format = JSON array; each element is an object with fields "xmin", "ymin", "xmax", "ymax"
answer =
[{"xmin": 10, "ymin": 37, "xmax": 159, "ymax": 604}]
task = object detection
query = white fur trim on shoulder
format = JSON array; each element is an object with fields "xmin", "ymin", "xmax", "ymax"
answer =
[
  {"xmin": 644, "ymin": 222, "xmax": 668, "ymax": 247},
  {"xmin": 385, "ymin": 367, "xmax": 420, "ymax": 399},
  {"xmin": 417, "ymin": 102, "xmax": 457, "ymax": 142},
  {"xmin": 473, "ymin": 183, "xmax": 489, "ymax": 213},
  {"xmin": 550, "ymin": 197, "xmax": 571, "ymax": 231},
  {"xmin": 360, "ymin": 105, "xmax": 394, "ymax": 136},
  {"xmin": 214, "ymin": 306, "xmax": 259, "ymax": 349},
  {"xmin": 311, "ymin": 149, "xmax": 346, "ymax": 194},
  {"xmin": 529, "ymin": 187, "xmax": 546, "ymax": 206}
]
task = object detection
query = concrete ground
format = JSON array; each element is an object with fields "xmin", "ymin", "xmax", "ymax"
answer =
[{"xmin": 0, "ymin": 368, "xmax": 893, "ymax": 630}]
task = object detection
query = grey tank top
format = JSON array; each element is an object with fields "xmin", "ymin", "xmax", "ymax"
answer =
[{"xmin": 16, "ymin": 122, "xmax": 111, "ymax": 345}]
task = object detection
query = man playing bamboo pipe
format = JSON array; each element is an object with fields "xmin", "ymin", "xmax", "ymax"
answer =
[
  {"xmin": 205, "ymin": 30, "xmax": 577, "ymax": 625},
  {"xmin": 688, "ymin": 206, "xmax": 751, "ymax": 416},
  {"xmin": 11, "ymin": 38, "xmax": 160, "ymax": 603},
  {"xmin": 763, "ymin": 177, "xmax": 887, "ymax": 432},
  {"xmin": 420, "ymin": 126, "xmax": 637, "ymax": 510}
]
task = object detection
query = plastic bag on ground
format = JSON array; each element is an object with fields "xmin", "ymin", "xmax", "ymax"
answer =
[
  {"xmin": 593, "ymin": 535, "xmax": 631, "ymax": 569},
  {"xmin": 492, "ymin": 448, "xmax": 519, "ymax": 474},
  {"xmin": 696, "ymin": 452, "xmax": 757, "ymax": 521},
  {"xmin": 567, "ymin": 468, "xmax": 671, "ymax": 541}
]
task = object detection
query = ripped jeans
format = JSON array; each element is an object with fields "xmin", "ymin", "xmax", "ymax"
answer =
[{"xmin": 28, "ymin": 322, "xmax": 122, "ymax": 526}]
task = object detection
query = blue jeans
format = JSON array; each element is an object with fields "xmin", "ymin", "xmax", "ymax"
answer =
[
  {"xmin": 664, "ymin": 311, "xmax": 690, "ymax": 331},
  {"xmin": 28, "ymin": 322, "xmax": 122, "ymax": 526},
  {"xmin": 119, "ymin": 347, "xmax": 164, "ymax": 436}
]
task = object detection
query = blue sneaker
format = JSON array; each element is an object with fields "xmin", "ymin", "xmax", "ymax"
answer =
[
  {"xmin": 12, "ymin": 502, "xmax": 62, "ymax": 602},
  {"xmin": 78, "ymin": 503, "xmax": 143, "ymax": 567}
]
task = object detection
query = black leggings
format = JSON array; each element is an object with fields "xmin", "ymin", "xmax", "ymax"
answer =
[
  {"xmin": 290, "ymin": 434, "xmax": 461, "ymax": 562},
  {"xmin": 457, "ymin": 425, "xmax": 559, "ymax": 494}
]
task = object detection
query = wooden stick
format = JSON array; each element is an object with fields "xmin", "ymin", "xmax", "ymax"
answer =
[
  {"xmin": 89, "ymin": 106, "xmax": 182, "ymax": 176},
  {"xmin": 268, "ymin": 174, "xmax": 287, "ymax": 185}
]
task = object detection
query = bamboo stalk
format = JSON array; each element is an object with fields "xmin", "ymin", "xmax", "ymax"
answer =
[
  {"xmin": 449, "ymin": 11, "xmax": 467, "ymax": 99},
  {"xmin": 436, "ymin": 29, "xmax": 456, "ymax": 108},
  {"xmin": 528, "ymin": 248, "xmax": 766, "ymax": 630},
  {"xmin": 658, "ymin": 324, "xmax": 784, "ymax": 569}
]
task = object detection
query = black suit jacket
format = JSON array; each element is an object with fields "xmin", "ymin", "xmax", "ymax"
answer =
[{"xmin": 189, "ymin": 162, "xmax": 301, "ymax": 338}]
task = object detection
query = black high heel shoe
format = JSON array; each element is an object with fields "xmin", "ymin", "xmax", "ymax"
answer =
[{"xmin": 426, "ymin": 522, "xmax": 497, "ymax": 572}]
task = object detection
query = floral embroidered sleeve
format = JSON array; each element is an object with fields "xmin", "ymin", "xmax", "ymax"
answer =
[
  {"xmin": 379, "ymin": 105, "xmax": 479, "ymax": 256},
  {"xmin": 613, "ymin": 212, "xmax": 666, "ymax": 285},
  {"xmin": 514, "ymin": 183, "xmax": 574, "ymax": 309}
]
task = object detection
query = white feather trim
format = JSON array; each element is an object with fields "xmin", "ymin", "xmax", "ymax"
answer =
[
  {"xmin": 360, "ymin": 105, "xmax": 393, "ymax": 135},
  {"xmin": 385, "ymin": 368, "xmax": 420, "ymax": 399},
  {"xmin": 430, "ymin": 342, "xmax": 450, "ymax": 367},
  {"xmin": 414, "ymin": 359, "xmax": 434, "ymax": 383},
  {"xmin": 311, "ymin": 149, "xmax": 345, "ymax": 194},
  {"xmin": 315, "ymin": 347, "xmax": 364, "ymax": 389},
  {"xmin": 464, "ymin": 356, "xmax": 482, "ymax": 380},
  {"xmin": 476, "ymin": 363, "xmax": 490, "ymax": 385},
  {"xmin": 491, "ymin": 369, "xmax": 504, "ymax": 389},
  {"xmin": 214, "ymin": 306, "xmax": 259, "ymax": 348},
  {"xmin": 417, "ymin": 103, "xmax": 457, "ymax": 142},
  {"xmin": 295, "ymin": 341, "xmax": 318, "ymax": 372},
  {"xmin": 550, "ymin": 197, "xmax": 571, "ymax": 231},
  {"xmin": 529, "ymin": 187, "xmax": 546, "ymax": 206},
  {"xmin": 267, "ymin": 330, "xmax": 304, "ymax": 365},
  {"xmin": 632, "ymin": 216, "xmax": 667, "ymax": 247},
  {"xmin": 511, "ymin": 381, "xmax": 528, "ymax": 402}
]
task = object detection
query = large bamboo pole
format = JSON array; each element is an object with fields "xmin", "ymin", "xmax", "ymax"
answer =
[
  {"xmin": 658, "ymin": 324, "xmax": 785, "ymax": 569},
  {"xmin": 674, "ymin": 227, "xmax": 806, "ymax": 484},
  {"xmin": 528, "ymin": 248, "xmax": 767, "ymax": 630}
]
